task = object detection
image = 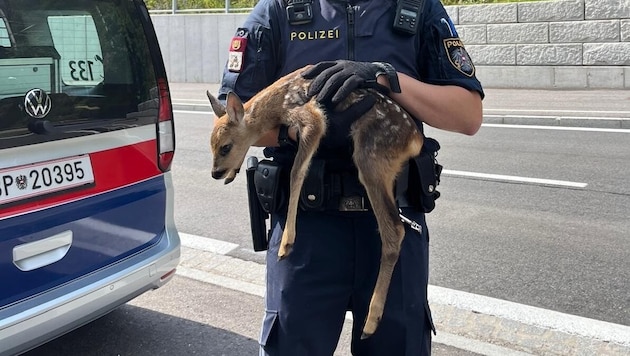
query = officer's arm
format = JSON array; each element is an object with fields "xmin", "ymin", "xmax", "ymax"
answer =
[
  {"xmin": 253, "ymin": 130, "xmax": 279, "ymax": 147},
  {"xmin": 253, "ymin": 126, "xmax": 299, "ymax": 147},
  {"xmin": 378, "ymin": 73, "xmax": 483, "ymax": 136}
]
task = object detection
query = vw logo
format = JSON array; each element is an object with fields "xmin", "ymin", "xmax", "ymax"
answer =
[{"xmin": 24, "ymin": 89, "xmax": 52, "ymax": 119}]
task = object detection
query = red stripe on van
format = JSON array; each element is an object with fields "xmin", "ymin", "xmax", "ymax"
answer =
[{"xmin": 0, "ymin": 140, "xmax": 160, "ymax": 220}]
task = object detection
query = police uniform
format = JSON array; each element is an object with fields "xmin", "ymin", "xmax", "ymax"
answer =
[{"xmin": 218, "ymin": 0, "xmax": 484, "ymax": 355}]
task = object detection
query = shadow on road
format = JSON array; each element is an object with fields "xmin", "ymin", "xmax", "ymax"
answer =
[{"xmin": 24, "ymin": 304, "xmax": 260, "ymax": 356}]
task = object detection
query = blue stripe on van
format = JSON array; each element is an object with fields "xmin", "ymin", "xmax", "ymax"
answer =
[{"xmin": 0, "ymin": 175, "xmax": 167, "ymax": 308}]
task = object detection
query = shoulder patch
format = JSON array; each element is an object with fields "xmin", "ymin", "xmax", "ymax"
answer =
[
  {"xmin": 443, "ymin": 38, "xmax": 475, "ymax": 77},
  {"xmin": 228, "ymin": 30, "xmax": 248, "ymax": 73},
  {"xmin": 228, "ymin": 37, "xmax": 247, "ymax": 72}
]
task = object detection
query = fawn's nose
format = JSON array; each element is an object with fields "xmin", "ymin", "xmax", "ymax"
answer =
[{"xmin": 212, "ymin": 169, "xmax": 226, "ymax": 180}]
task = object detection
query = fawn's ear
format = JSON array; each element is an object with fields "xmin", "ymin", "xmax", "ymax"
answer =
[
  {"xmin": 225, "ymin": 91, "xmax": 245, "ymax": 125},
  {"xmin": 207, "ymin": 90, "xmax": 226, "ymax": 117}
]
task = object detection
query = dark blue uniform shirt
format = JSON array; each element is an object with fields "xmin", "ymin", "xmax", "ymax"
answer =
[{"xmin": 219, "ymin": 0, "xmax": 484, "ymax": 103}]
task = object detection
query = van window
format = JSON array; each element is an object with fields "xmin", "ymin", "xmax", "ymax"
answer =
[
  {"xmin": 0, "ymin": 13, "xmax": 11, "ymax": 47},
  {"xmin": 0, "ymin": 0, "xmax": 159, "ymax": 150},
  {"xmin": 49, "ymin": 15, "xmax": 104, "ymax": 86}
]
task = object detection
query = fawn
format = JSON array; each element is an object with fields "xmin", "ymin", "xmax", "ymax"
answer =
[{"xmin": 207, "ymin": 65, "xmax": 424, "ymax": 338}]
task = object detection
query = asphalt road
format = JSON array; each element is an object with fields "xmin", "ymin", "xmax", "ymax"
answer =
[
  {"xmin": 24, "ymin": 276, "xmax": 481, "ymax": 356},
  {"xmin": 423, "ymin": 124, "xmax": 630, "ymax": 326},
  {"xmin": 170, "ymin": 109, "xmax": 630, "ymax": 326},
  {"xmin": 22, "ymin": 106, "xmax": 630, "ymax": 355}
]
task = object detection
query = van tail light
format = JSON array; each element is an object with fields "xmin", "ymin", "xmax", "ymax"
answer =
[{"xmin": 157, "ymin": 78, "xmax": 175, "ymax": 172}]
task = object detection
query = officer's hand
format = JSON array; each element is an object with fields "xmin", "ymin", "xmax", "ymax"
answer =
[
  {"xmin": 302, "ymin": 60, "xmax": 399, "ymax": 105},
  {"xmin": 319, "ymin": 95, "xmax": 376, "ymax": 152}
]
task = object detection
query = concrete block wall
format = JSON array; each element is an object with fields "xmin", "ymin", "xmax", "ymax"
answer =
[
  {"xmin": 151, "ymin": 0, "xmax": 630, "ymax": 89},
  {"xmin": 151, "ymin": 13, "xmax": 248, "ymax": 84},
  {"xmin": 448, "ymin": 0, "xmax": 630, "ymax": 88}
]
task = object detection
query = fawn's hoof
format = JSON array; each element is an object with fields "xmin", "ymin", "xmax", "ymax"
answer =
[
  {"xmin": 277, "ymin": 243, "xmax": 293, "ymax": 260},
  {"xmin": 361, "ymin": 316, "xmax": 381, "ymax": 339}
]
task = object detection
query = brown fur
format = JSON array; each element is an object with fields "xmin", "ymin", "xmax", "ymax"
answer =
[{"xmin": 207, "ymin": 65, "xmax": 424, "ymax": 338}]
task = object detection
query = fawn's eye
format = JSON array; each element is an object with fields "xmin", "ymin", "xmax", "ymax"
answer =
[{"xmin": 219, "ymin": 144, "xmax": 232, "ymax": 157}]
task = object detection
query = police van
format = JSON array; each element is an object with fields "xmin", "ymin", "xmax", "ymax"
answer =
[{"xmin": 0, "ymin": 0, "xmax": 180, "ymax": 354}]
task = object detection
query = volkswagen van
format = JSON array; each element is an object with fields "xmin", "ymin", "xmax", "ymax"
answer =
[{"xmin": 0, "ymin": 0, "xmax": 180, "ymax": 354}]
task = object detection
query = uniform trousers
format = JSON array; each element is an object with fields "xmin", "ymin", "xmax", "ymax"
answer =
[{"xmin": 259, "ymin": 207, "xmax": 434, "ymax": 356}]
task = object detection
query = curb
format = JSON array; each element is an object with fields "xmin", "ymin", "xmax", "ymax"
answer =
[
  {"xmin": 429, "ymin": 286, "xmax": 630, "ymax": 355},
  {"xmin": 483, "ymin": 114, "xmax": 630, "ymax": 129},
  {"xmin": 172, "ymin": 102, "xmax": 211, "ymax": 112},
  {"xmin": 177, "ymin": 233, "xmax": 630, "ymax": 356}
]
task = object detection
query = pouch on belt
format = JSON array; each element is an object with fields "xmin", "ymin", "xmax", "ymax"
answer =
[
  {"xmin": 246, "ymin": 157, "xmax": 270, "ymax": 251},
  {"xmin": 299, "ymin": 159, "xmax": 326, "ymax": 210},
  {"xmin": 406, "ymin": 137, "xmax": 443, "ymax": 213},
  {"xmin": 247, "ymin": 156, "xmax": 286, "ymax": 251}
]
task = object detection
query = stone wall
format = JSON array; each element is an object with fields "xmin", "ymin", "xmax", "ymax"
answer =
[
  {"xmin": 448, "ymin": 0, "xmax": 630, "ymax": 88},
  {"xmin": 151, "ymin": 0, "xmax": 630, "ymax": 89}
]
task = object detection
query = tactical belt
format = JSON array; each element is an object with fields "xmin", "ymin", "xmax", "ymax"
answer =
[{"xmin": 299, "ymin": 162, "xmax": 412, "ymax": 212}]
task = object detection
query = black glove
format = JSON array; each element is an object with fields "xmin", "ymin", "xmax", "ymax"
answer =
[
  {"xmin": 318, "ymin": 95, "xmax": 376, "ymax": 154},
  {"xmin": 302, "ymin": 60, "xmax": 401, "ymax": 105}
]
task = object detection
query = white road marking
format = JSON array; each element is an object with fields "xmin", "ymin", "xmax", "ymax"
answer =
[
  {"xmin": 443, "ymin": 169, "xmax": 588, "ymax": 188},
  {"xmin": 485, "ymin": 108, "xmax": 630, "ymax": 116},
  {"xmin": 482, "ymin": 123, "xmax": 630, "ymax": 133}
]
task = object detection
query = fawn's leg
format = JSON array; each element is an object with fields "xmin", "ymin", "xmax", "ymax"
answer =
[
  {"xmin": 355, "ymin": 158, "xmax": 407, "ymax": 339},
  {"xmin": 278, "ymin": 119, "xmax": 325, "ymax": 259}
]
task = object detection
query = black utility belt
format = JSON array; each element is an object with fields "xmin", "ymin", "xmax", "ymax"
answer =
[
  {"xmin": 251, "ymin": 157, "xmax": 373, "ymax": 213},
  {"xmin": 325, "ymin": 195, "xmax": 372, "ymax": 212},
  {"xmin": 244, "ymin": 138, "xmax": 442, "ymax": 251},
  {"xmin": 300, "ymin": 160, "xmax": 372, "ymax": 212},
  {"xmin": 250, "ymin": 158, "xmax": 440, "ymax": 215},
  {"xmin": 306, "ymin": 173, "xmax": 413, "ymax": 212}
]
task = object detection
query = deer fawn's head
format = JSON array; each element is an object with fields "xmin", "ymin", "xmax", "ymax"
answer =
[{"xmin": 207, "ymin": 91, "xmax": 255, "ymax": 184}]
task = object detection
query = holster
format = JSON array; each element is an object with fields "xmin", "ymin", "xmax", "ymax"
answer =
[
  {"xmin": 253, "ymin": 158, "xmax": 285, "ymax": 214},
  {"xmin": 246, "ymin": 157, "xmax": 271, "ymax": 251},
  {"xmin": 402, "ymin": 137, "xmax": 442, "ymax": 213}
]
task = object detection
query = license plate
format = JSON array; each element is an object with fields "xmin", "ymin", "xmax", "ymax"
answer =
[{"xmin": 0, "ymin": 155, "xmax": 95, "ymax": 205}]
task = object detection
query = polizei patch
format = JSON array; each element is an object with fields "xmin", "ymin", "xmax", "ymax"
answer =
[{"xmin": 443, "ymin": 38, "xmax": 475, "ymax": 77}]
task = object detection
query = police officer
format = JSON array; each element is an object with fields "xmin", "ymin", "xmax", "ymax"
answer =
[{"xmin": 217, "ymin": 0, "xmax": 484, "ymax": 354}]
